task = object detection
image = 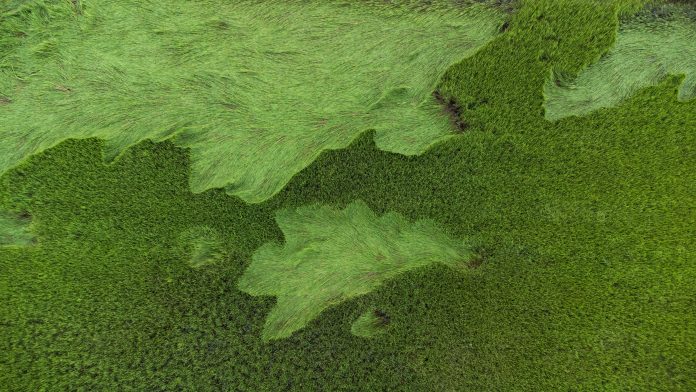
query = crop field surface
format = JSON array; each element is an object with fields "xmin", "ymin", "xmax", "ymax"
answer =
[
  {"xmin": 1, "ymin": 0, "xmax": 696, "ymax": 391},
  {"xmin": 0, "ymin": 0, "xmax": 504, "ymax": 202},
  {"xmin": 238, "ymin": 200, "xmax": 472, "ymax": 341},
  {"xmin": 544, "ymin": 3, "xmax": 696, "ymax": 120}
]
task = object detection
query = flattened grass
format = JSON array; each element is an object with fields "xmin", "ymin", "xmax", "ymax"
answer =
[
  {"xmin": 351, "ymin": 308, "xmax": 391, "ymax": 338},
  {"xmin": 237, "ymin": 200, "xmax": 471, "ymax": 340},
  {"xmin": 0, "ymin": 211, "xmax": 33, "ymax": 247},
  {"xmin": 1, "ymin": 0, "xmax": 695, "ymax": 390},
  {"xmin": 179, "ymin": 226, "xmax": 225, "ymax": 269},
  {"xmin": 0, "ymin": 0, "xmax": 504, "ymax": 202},
  {"xmin": 544, "ymin": 3, "xmax": 696, "ymax": 120}
]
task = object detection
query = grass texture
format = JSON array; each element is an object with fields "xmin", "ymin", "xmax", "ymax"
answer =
[
  {"xmin": 1, "ymin": 0, "xmax": 695, "ymax": 390},
  {"xmin": 237, "ymin": 200, "xmax": 471, "ymax": 340},
  {"xmin": 0, "ymin": 0, "xmax": 503, "ymax": 203},
  {"xmin": 544, "ymin": 3, "xmax": 696, "ymax": 120},
  {"xmin": 350, "ymin": 308, "xmax": 391, "ymax": 338},
  {"xmin": 179, "ymin": 226, "xmax": 225, "ymax": 269},
  {"xmin": 0, "ymin": 211, "xmax": 33, "ymax": 246}
]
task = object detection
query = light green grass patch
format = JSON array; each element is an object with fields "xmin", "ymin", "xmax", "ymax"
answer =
[
  {"xmin": 351, "ymin": 308, "xmax": 391, "ymax": 338},
  {"xmin": 0, "ymin": 211, "xmax": 33, "ymax": 247},
  {"xmin": 543, "ymin": 3, "xmax": 696, "ymax": 121},
  {"xmin": 0, "ymin": 0, "xmax": 504, "ymax": 203},
  {"xmin": 179, "ymin": 226, "xmax": 225, "ymax": 268},
  {"xmin": 237, "ymin": 200, "xmax": 472, "ymax": 341}
]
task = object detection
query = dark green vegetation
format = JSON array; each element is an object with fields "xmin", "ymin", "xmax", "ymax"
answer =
[{"xmin": 1, "ymin": 0, "xmax": 696, "ymax": 391}]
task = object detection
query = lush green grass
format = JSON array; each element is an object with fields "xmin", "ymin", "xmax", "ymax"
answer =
[
  {"xmin": 238, "ymin": 200, "xmax": 471, "ymax": 340},
  {"xmin": 1, "ymin": 0, "xmax": 695, "ymax": 390},
  {"xmin": 0, "ymin": 0, "xmax": 503, "ymax": 203},
  {"xmin": 544, "ymin": 3, "xmax": 696, "ymax": 120}
]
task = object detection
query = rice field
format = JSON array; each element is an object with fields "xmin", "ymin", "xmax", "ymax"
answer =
[{"xmin": 1, "ymin": 0, "xmax": 695, "ymax": 390}]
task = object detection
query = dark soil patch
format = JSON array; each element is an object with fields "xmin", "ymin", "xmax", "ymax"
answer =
[
  {"xmin": 467, "ymin": 256, "xmax": 483, "ymax": 269},
  {"xmin": 467, "ymin": 247, "xmax": 488, "ymax": 269},
  {"xmin": 373, "ymin": 309, "xmax": 391, "ymax": 326},
  {"xmin": 433, "ymin": 90, "xmax": 469, "ymax": 132},
  {"xmin": 499, "ymin": 20, "xmax": 511, "ymax": 32}
]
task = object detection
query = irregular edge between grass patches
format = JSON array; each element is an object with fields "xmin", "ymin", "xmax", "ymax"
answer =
[
  {"xmin": 541, "ymin": 0, "xmax": 696, "ymax": 121},
  {"xmin": 236, "ymin": 199, "xmax": 479, "ymax": 342},
  {"xmin": 351, "ymin": 307, "xmax": 392, "ymax": 338},
  {"xmin": 0, "ymin": 0, "xmax": 513, "ymax": 205}
]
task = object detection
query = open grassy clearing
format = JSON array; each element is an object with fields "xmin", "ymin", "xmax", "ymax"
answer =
[
  {"xmin": 0, "ymin": 0, "xmax": 504, "ymax": 203},
  {"xmin": 238, "ymin": 200, "xmax": 472, "ymax": 340},
  {"xmin": 1, "ymin": 0, "xmax": 695, "ymax": 390},
  {"xmin": 544, "ymin": 2, "xmax": 696, "ymax": 120}
]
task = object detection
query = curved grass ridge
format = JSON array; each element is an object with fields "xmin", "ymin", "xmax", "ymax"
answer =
[
  {"xmin": 0, "ymin": 0, "xmax": 504, "ymax": 203},
  {"xmin": 237, "ymin": 200, "xmax": 472, "ymax": 341},
  {"xmin": 543, "ymin": 3, "xmax": 696, "ymax": 121}
]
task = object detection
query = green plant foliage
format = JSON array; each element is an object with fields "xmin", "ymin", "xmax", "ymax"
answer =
[
  {"xmin": 351, "ymin": 308, "xmax": 391, "ymax": 337},
  {"xmin": 543, "ymin": 3, "xmax": 696, "ymax": 120},
  {"xmin": 0, "ymin": 211, "xmax": 33, "ymax": 247},
  {"xmin": 178, "ymin": 226, "xmax": 225, "ymax": 268},
  {"xmin": 237, "ymin": 200, "xmax": 471, "ymax": 340},
  {"xmin": 1, "ymin": 0, "xmax": 695, "ymax": 390},
  {"xmin": 0, "ymin": 0, "xmax": 504, "ymax": 203}
]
